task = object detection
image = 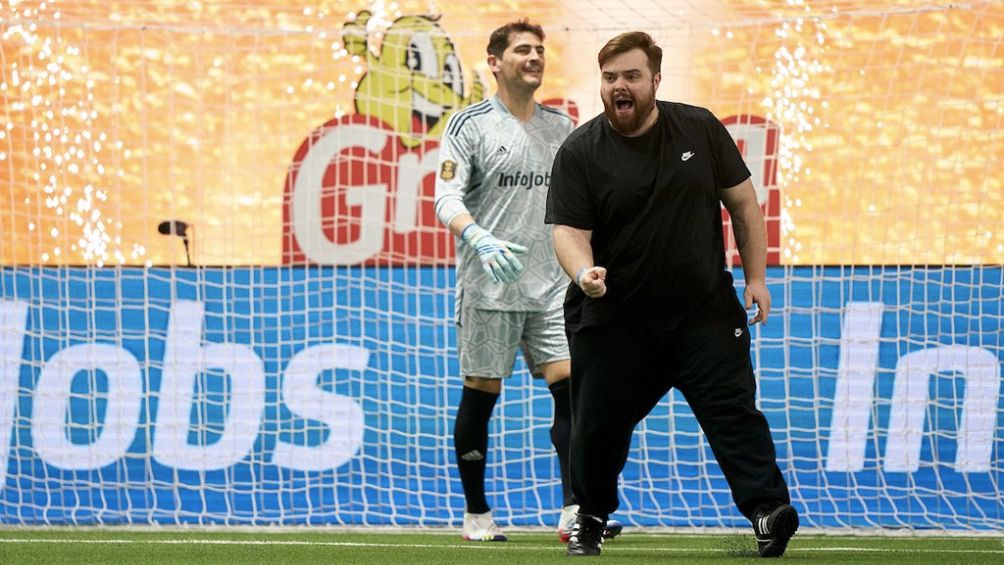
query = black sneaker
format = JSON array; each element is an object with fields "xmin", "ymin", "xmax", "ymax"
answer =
[
  {"xmin": 559, "ymin": 507, "xmax": 624, "ymax": 543},
  {"xmin": 753, "ymin": 503, "xmax": 799, "ymax": 558},
  {"xmin": 602, "ymin": 519, "xmax": 623, "ymax": 540},
  {"xmin": 565, "ymin": 514, "xmax": 605, "ymax": 557}
]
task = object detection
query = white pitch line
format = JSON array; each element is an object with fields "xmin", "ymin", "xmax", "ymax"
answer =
[
  {"xmin": 0, "ymin": 538, "xmax": 1002, "ymax": 555},
  {"xmin": 806, "ymin": 547, "xmax": 1004, "ymax": 554}
]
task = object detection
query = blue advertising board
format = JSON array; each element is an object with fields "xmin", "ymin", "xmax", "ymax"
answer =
[{"xmin": 0, "ymin": 266, "xmax": 1001, "ymax": 529}]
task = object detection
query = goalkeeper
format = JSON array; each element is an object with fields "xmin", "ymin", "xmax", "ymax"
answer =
[{"xmin": 434, "ymin": 19, "xmax": 621, "ymax": 543}]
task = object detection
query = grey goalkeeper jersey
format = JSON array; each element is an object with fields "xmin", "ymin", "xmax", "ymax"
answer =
[{"xmin": 435, "ymin": 96, "xmax": 574, "ymax": 312}]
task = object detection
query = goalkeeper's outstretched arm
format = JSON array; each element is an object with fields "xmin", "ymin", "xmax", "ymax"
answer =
[{"xmin": 432, "ymin": 102, "xmax": 528, "ymax": 284}]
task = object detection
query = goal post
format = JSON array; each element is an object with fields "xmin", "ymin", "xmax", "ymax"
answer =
[{"xmin": 1, "ymin": 1, "xmax": 1001, "ymax": 530}]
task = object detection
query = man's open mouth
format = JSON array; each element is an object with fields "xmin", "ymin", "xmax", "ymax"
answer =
[
  {"xmin": 412, "ymin": 91, "xmax": 444, "ymax": 135},
  {"xmin": 615, "ymin": 99, "xmax": 634, "ymax": 111}
]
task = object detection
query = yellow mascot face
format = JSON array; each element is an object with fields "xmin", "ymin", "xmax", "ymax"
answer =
[{"xmin": 343, "ymin": 12, "xmax": 484, "ymax": 148}]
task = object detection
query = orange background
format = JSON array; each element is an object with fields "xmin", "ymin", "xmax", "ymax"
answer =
[{"xmin": 2, "ymin": 1, "xmax": 1001, "ymax": 266}]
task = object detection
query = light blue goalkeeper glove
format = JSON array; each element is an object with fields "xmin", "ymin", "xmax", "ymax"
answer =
[{"xmin": 461, "ymin": 224, "xmax": 528, "ymax": 284}]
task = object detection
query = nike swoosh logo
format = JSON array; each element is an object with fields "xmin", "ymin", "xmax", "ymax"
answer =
[{"xmin": 681, "ymin": 151, "xmax": 695, "ymax": 161}]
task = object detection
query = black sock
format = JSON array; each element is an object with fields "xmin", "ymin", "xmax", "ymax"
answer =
[
  {"xmin": 454, "ymin": 386, "xmax": 499, "ymax": 515},
  {"xmin": 549, "ymin": 378, "xmax": 574, "ymax": 507}
]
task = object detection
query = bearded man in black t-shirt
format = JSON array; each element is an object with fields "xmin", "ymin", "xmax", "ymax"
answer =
[{"xmin": 545, "ymin": 31, "xmax": 799, "ymax": 558}]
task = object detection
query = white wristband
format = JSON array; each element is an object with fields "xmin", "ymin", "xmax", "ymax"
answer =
[
  {"xmin": 460, "ymin": 223, "xmax": 481, "ymax": 243},
  {"xmin": 575, "ymin": 267, "xmax": 589, "ymax": 288}
]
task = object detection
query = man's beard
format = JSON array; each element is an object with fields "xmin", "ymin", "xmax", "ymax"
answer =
[{"xmin": 603, "ymin": 89, "xmax": 656, "ymax": 135}]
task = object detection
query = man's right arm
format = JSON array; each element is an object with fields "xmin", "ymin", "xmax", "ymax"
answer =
[
  {"xmin": 434, "ymin": 115, "xmax": 527, "ymax": 284},
  {"xmin": 548, "ymin": 142, "xmax": 605, "ymax": 298},
  {"xmin": 553, "ymin": 225, "xmax": 606, "ymax": 298},
  {"xmin": 433, "ymin": 115, "xmax": 475, "ymax": 232}
]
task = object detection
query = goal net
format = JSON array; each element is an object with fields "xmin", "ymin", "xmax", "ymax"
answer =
[{"xmin": 1, "ymin": 0, "xmax": 1001, "ymax": 530}]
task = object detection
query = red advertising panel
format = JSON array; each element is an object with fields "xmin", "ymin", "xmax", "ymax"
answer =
[{"xmin": 721, "ymin": 114, "xmax": 782, "ymax": 267}]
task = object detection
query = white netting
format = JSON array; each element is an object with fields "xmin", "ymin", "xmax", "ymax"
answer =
[{"xmin": 0, "ymin": 0, "xmax": 1001, "ymax": 529}]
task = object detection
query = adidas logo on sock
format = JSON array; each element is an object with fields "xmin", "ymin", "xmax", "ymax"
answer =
[{"xmin": 460, "ymin": 450, "xmax": 484, "ymax": 461}]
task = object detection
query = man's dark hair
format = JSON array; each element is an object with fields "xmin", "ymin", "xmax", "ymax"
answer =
[
  {"xmin": 487, "ymin": 19, "xmax": 545, "ymax": 59},
  {"xmin": 597, "ymin": 31, "xmax": 662, "ymax": 75}
]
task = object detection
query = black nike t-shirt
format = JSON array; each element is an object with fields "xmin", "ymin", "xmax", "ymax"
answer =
[{"xmin": 545, "ymin": 101, "xmax": 751, "ymax": 331}]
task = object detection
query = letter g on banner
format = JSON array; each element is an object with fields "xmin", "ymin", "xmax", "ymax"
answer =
[{"xmin": 290, "ymin": 121, "xmax": 390, "ymax": 264}]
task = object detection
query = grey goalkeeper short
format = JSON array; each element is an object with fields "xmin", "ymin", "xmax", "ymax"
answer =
[{"xmin": 456, "ymin": 296, "xmax": 570, "ymax": 380}]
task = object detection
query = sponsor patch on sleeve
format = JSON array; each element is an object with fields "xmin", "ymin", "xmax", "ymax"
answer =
[{"xmin": 440, "ymin": 160, "xmax": 456, "ymax": 181}]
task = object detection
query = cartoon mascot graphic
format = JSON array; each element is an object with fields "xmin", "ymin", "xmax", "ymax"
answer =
[
  {"xmin": 283, "ymin": 11, "xmax": 485, "ymax": 265},
  {"xmin": 345, "ymin": 11, "xmax": 485, "ymax": 148}
]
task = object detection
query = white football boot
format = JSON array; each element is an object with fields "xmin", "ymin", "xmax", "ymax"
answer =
[{"xmin": 462, "ymin": 510, "xmax": 507, "ymax": 542}]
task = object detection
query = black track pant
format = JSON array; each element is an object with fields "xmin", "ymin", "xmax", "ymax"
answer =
[{"xmin": 568, "ymin": 286, "xmax": 790, "ymax": 521}]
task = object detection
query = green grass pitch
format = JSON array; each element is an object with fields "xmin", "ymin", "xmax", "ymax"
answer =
[{"xmin": 1, "ymin": 529, "xmax": 1002, "ymax": 564}]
